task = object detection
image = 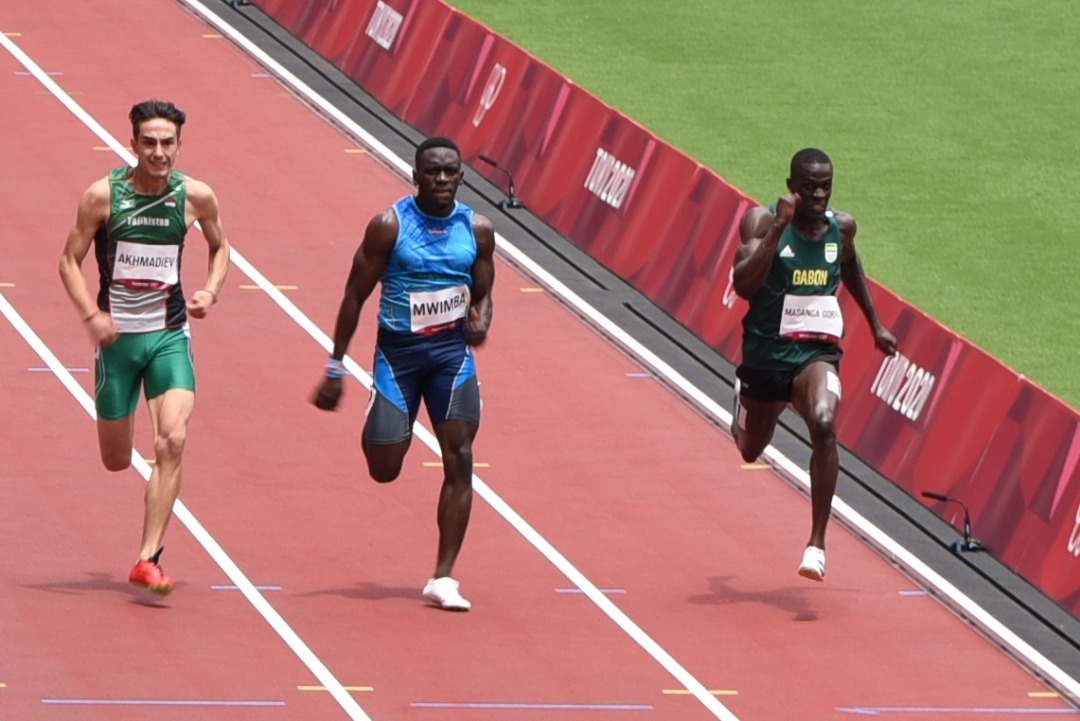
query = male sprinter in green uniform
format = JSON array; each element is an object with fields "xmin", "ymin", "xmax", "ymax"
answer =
[
  {"xmin": 59, "ymin": 99, "xmax": 231, "ymax": 595},
  {"xmin": 732, "ymin": 148, "xmax": 896, "ymax": 582}
]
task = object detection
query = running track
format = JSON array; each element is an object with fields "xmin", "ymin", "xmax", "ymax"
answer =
[{"xmin": 0, "ymin": 1, "xmax": 1076, "ymax": 719}]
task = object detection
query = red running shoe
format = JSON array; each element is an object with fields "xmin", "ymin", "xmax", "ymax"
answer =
[{"xmin": 129, "ymin": 550, "xmax": 174, "ymax": 595}]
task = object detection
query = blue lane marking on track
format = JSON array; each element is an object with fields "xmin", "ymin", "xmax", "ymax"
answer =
[
  {"xmin": 43, "ymin": 699, "xmax": 285, "ymax": 706},
  {"xmin": 555, "ymin": 588, "xmax": 627, "ymax": 595},
  {"xmin": 837, "ymin": 707, "xmax": 1078, "ymax": 716},
  {"xmin": 412, "ymin": 702, "xmax": 653, "ymax": 711}
]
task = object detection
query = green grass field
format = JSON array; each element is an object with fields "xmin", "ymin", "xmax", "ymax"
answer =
[{"xmin": 447, "ymin": 0, "xmax": 1080, "ymax": 409}]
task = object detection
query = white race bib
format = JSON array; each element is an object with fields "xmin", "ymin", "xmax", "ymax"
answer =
[
  {"xmin": 113, "ymin": 241, "xmax": 179, "ymax": 289},
  {"xmin": 779, "ymin": 294, "xmax": 843, "ymax": 342},
  {"xmin": 409, "ymin": 284, "xmax": 470, "ymax": 333}
]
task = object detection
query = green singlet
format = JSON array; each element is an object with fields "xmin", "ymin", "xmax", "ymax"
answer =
[
  {"xmin": 740, "ymin": 212, "xmax": 844, "ymax": 371},
  {"xmin": 95, "ymin": 167, "xmax": 189, "ymax": 333}
]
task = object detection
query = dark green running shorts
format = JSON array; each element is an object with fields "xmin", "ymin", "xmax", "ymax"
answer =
[{"xmin": 94, "ymin": 327, "xmax": 195, "ymax": 420}]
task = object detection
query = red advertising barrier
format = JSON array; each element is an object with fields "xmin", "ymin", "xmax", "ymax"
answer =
[
  {"xmin": 663, "ymin": 172, "xmax": 755, "ymax": 363},
  {"xmin": 254, "ymin": 0, "xmax": 331, "ymax": 32},
  {"xmin": 337, "ymin": 0, "xmax": 454, "ymax": 116},
  {"xmin": 253, "ymin": 0, "xmax": 1080, "ymax": 617},
  {"xmin": 1032, "ymin": 430, "xmax": 1080, "ymax": 609},
  {"xmin": 398, "ymin": 11, "xmax": 503, "ymax": 141},
  {"xmin": 908, "ymin": 346, "xmax": 1022, "ymax": 503},
  {"xmin": 835, "ymin": 285, "xmax": 970, "ymax": 479},
  {"xmin": 970, "ymin": 385, "xmax": 1080, "ymax": 594},
  {"xmin": 253, "ymin": 0, "xmax": 371, "ymax": 64},
  {"xmin": 252, "ymin": 0, "xmax": 453, "ymax": 115},
  {"xmin": 837, "ymin": 285, "xmax": 1080, "ymax": 611}
]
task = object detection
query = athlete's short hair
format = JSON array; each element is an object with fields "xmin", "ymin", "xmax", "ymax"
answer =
[
  {"xmin": 790, "ymin": 147, "xmax": 831, "ymax": 176},
  {"xmin": 415, "ymin": 136, "xmax": 461, "ymax": 168},
  {"xmin": 130, "ymin": 99, "xmax": 186, "ymax": 140}
]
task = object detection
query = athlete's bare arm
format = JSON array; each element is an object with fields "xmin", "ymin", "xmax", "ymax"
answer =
[
  {"xmin": 185, "ymin": 178, "xmax": 231, "ymax": 319},
  {"xmin": 465, "ymin": 214, "xmax": 495, "ymax": 347},
  {"xmin": 313, "ymin": 209, "xmax": 398, "ymax": 411},
  {"xmin": 331, "ymin": 210, "xmax": 397, "ymax": 359},
  {"xmin": 59, "ymin": 178, "xmax": 117, "ymax": 345},
  {"xmin": 836, "ymin": 213, "xmax": 897, "ymax": 355},
  {"xmin": 732, "ymin": 195, "xmax": 796, "ymax": 299}
]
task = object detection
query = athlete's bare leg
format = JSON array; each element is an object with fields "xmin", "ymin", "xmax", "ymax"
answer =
[
  {"xmin": 732, "ymin": 394, "xmax": 787, "ymax": 464},
  {"xmin": 97, "ymin": 416, "xmax": 136, "ymax": 471},
  {"xmin": 362, "ymin": 436, "xmax": 412, "ymax": 482},
  {"xmin": 791, "ymin": 361, "xmax": 840, "ymax": 550},
  {"xmin": 431, "ymin": 418, "xmax": 476, "ymax": 579},
  {"xmin": 140, "ymin": 388, "xmax": 194, "ymax": 560}
]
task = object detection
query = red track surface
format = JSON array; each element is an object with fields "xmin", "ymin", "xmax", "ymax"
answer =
[{"xmin": 0, "ymin": 2, "xmax": 1073, "ymax": 719}]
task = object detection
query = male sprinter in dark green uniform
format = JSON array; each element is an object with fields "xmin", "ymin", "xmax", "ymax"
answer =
[
  {"xmin": 732, "ymin": 148, "xmax": 896, "ymax": 582},
  {"xmin": 59, "ymin": 99, "xmax": 231, "ymax": 595}
]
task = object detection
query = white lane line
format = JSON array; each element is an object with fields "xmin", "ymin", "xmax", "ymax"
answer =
[
  {"xmin": 0, "ymin": 33, "xmax": 373, "ymax": 721},
  {"xmin": 177, "ymin": 0, "xmax": 1080, "ymax": 707}
]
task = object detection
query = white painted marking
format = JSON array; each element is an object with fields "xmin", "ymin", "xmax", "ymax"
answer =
[{"xmin": 556, "ymin": 588, "xmax": 627, "ymax": 595}]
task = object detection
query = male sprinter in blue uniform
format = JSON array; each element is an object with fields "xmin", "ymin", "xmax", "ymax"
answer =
[
  {"xmin": 59, "ymin": 99, "xmax": 231, "ymax": 595},
  {"xmin": 314, "ymin": 137, "xmax": 495, "ymax": 611},
  {"xmin": 732, "ymin": 148, "xmax": 895, "ymax": 582}
]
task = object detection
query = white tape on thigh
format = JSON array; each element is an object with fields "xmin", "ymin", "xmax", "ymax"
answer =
[
  {"xmin": 826, "ymin": 370, "xmax": 842, "ymax": 400},
  {"xmin": 733, "ymin": 379, "xmax": 747, "ymax": 431}
]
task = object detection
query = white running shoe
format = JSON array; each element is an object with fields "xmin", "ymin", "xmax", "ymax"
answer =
[
  {"xmin": 422, "ymin": 577, "xmax": 471, "ymax": 611},
  {"xmin": 798, "ymin": 546, "xmax": 826, "ymax": 582}
]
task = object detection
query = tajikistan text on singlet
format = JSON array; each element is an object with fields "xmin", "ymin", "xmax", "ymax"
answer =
[
  {"xmin": 94, "ymin": 167, "xmax": 188, "ymax": 333},
  {"xmin": 377, "ymin": 196, "xmax": 476, "ymax": 334},
  {"xmin": 740, "ymin": 210, "xmax": 845, "ymax": 371}
]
